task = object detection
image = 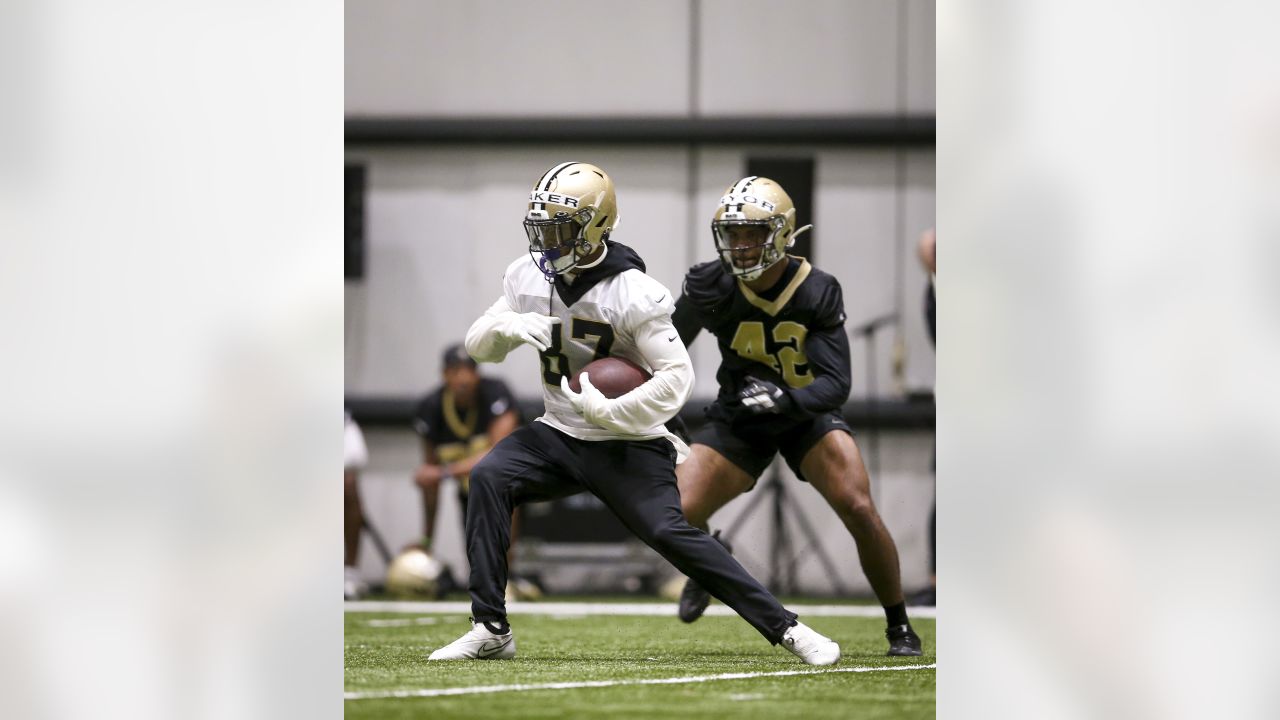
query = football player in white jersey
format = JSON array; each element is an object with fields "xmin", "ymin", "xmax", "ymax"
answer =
[{"xmin": 428, "ymin": 162, "xmax": 840, "ymax": 665}]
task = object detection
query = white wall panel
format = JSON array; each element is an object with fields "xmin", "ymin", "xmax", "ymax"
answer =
[
  {"xmin": 346, "ymin": 0, "xmax": 692, "ymax": 116},
  {"xmin": 347, "ymin": 146, "xmax": 933, "ymax": 399},
  {"xmin": 814, "ymin": 149, "xmax": 898, "ymax": 398},
  {"xmin": 697, "ymin": 0, "xmax": 899, "ymax": 115},
  {"xmin": 345, "ymin": 146, "xmax": 692, "ymax": 397},
  {"xmin": 685, "ymin": 148, "xmax": 746, "ymax": 399}
]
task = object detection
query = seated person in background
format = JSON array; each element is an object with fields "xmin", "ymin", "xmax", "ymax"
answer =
[
  {"xmin": 412, "ymin": 343, "xmax": 539, "ymax": 600},
  {"xmin": 344, "ymin": 409, "xmax": 369, "ymax": 600}
]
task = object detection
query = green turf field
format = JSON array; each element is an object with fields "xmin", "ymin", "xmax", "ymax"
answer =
[{"xmin": 345, "ymin": 606, "xmax": 935, "ymax": 719}]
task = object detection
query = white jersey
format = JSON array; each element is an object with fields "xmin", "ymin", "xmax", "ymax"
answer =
[
  {"xmin": 504, "ymin": 254, "xmax": 677, "ymax": 440},
  {"xmin": 343, "ymin": 411, "xmax": 368, "ymax": 471},
  {"xmin": 466, "ymin": 243, "xmax": 693, "ymax": 459}
]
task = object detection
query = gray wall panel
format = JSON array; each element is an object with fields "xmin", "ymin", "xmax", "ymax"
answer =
[
  {"xmin": 697, "ymin": 0, "xmax": 900, "ymax": 115},
  {"xmin": 347, "ymin": 1, "xmax": 935, "ymax": 119},
  {"xmin": 346, "ymin": 0, "xmax": 692, "ymax": 116},
  {"xmin": 906, "ymin": 0, "xmax": 937, "ymax": 113}
]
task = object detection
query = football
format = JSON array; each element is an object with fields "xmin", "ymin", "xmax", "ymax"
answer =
[
  {"xmin": 569, "ymin": 357, "xmax": 652, "ymax": 398},
  {"xmin": 384, "ymin": 547, "xmax": 445, "ymax": 599}
]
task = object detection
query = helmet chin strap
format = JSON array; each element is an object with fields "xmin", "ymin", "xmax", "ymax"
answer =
[
  {"xmin": 536, "ymin": 254, "xmax": 556, "ymax": 282},
  {"xmin": 535, "ymin": 238, "xmax": 605, "ymax": 283},
  {"xmin": 570, "ymin": 239, "xmax": 609, "ymax": 271}
]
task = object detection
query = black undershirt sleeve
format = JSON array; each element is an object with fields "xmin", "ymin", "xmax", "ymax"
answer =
[
  {"xmin": 671, "ymin": 293, "xmax": 704, "ymax": 347},
  {"xmin": 783, "ymin": 325, "xmax": 852, "ymax": 418},
  {"xmin": 779, "ymin": 281, "xmax": 851, "ymax": 418}
]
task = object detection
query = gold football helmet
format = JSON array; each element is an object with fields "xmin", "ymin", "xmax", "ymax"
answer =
[
  {"xmin": 711, "ymin": 176, "xmax": 810, "ymax": 281},
  {"xmin": 524, "ymin": 162, "xmax": 618, "ymax": 278}
]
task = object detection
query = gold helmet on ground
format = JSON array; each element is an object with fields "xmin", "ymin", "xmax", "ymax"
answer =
[
  {"xmin": 385, "ymin": 547, "xmax": 445, "ymax": 599},
  {"xmin": 711, "ymin": 176, "xmax": 809, "ymax": 281},
  {"xmin": 524, "ymin": 162, "xmax": 618, "ymax": 278}
]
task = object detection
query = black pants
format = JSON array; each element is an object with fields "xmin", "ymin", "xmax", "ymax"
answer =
[{"xmin": 466, "ymin": 421, "xmax": 797, "ymax": 644}]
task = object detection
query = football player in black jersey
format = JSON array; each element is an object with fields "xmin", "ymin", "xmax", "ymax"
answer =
[
  {"xmin": 412, "ymin": 344, "xmax": 539, "ymax": 600},
  {"xmin": 671, "ymin": 176, "xmax": 923, "ymax": 656}
]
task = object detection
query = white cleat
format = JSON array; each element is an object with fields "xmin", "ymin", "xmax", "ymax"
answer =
[
  {"xmin": 427, "ymin": 620, "xmax": 516, "ymax": 661},
  {"xmin": 781, "ymin": 621, "xmax": 841, "ymax": 666},
  {"xmin": 343, "ymin": 566, "xmax": 366, "ymax": 601}
]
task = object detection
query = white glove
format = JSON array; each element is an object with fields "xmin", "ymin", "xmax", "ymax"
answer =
[
  {"xmin": 495, "ymin": 313, "xmax": 560, "ymax": 352},
  {"xmin": 560, "ymin": 373, "xmax": 615, "ymax": 428}
]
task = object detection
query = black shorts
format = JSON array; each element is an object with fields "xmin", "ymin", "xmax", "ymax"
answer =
[{"xmin": 690, "ymin": 409, "xmax": 853, "ymax": 484}]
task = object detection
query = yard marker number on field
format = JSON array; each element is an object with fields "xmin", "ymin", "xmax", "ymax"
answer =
[{"xmin": 344, "ymin": 663, "xmax": 936, "ymax": 701}]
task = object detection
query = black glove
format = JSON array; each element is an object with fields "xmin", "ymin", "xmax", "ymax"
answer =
[{"xmin": 737, "ymin": 377, "xmax": 792, "ymax": 415}]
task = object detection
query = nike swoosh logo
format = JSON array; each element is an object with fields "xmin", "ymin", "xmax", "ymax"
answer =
[
  {"xmin": 476, "ymin": 637, "xmax": 512, "ymax": 658},
  {"xmin": 654, "ymin": 295, "xmax": 666, "ymax": 303},
  {"xmin": 667, "ymin": 336, "xmax": 677, "ymax": 342}
]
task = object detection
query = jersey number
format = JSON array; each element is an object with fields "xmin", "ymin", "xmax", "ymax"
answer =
[
  {"xmin": 539, "ymin": 318, "xmax": 616, "ymax": 385},
  {"xmin": 729, "ymin": 321, "xmax": 813, "ymax": 388}
]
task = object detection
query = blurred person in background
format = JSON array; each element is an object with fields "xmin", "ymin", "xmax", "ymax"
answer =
[
  {"xmin": 344, "ymin": 409, "xmax": 369, "ymax": 600},
  {"xmin": 909, "ymin": 228, "xmax": 937, "ymax": 607},
  {"xmin": 412, "ymin": 343, "xmax": 540, "ymax": 600},
  {"xmin": 671, "ymin": 177, "xmax": 922, "ymax": 656}
]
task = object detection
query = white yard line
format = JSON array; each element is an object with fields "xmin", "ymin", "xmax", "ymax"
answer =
[
  {"xmin": 346, "ymin": 600, "xmax": 937, "ymax": 620},
  {"xmin": 363, "ymin": 617, "xmax": 442, "ymax": 627},
  {"xmin": 344, "ymin": 663, "xmax": 936, "ymax": 700}
]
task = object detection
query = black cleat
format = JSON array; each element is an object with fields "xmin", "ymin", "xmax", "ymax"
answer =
[
  {"xmin": 678, "ymin": 577, "xmax": 710, "ymax": 623},
  {"xmin": 886, "ymin": 624, "xmax": 923, "ymax": 656},
  {"xmin": 678, "ymin": 530, "xmax": 732, "ymax": 623}
]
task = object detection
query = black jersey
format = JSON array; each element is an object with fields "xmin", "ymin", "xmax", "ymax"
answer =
[
  {"xmin": 925, "ymin": 282, "xmax": 936, "ymax": 347},
  {"xmin": 672, "ymin": 257, "xmax": 852, "ymax": 422},
  {"xmin": 412, "ymin": 378, "xmax": 518, "ymax": 467}
]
